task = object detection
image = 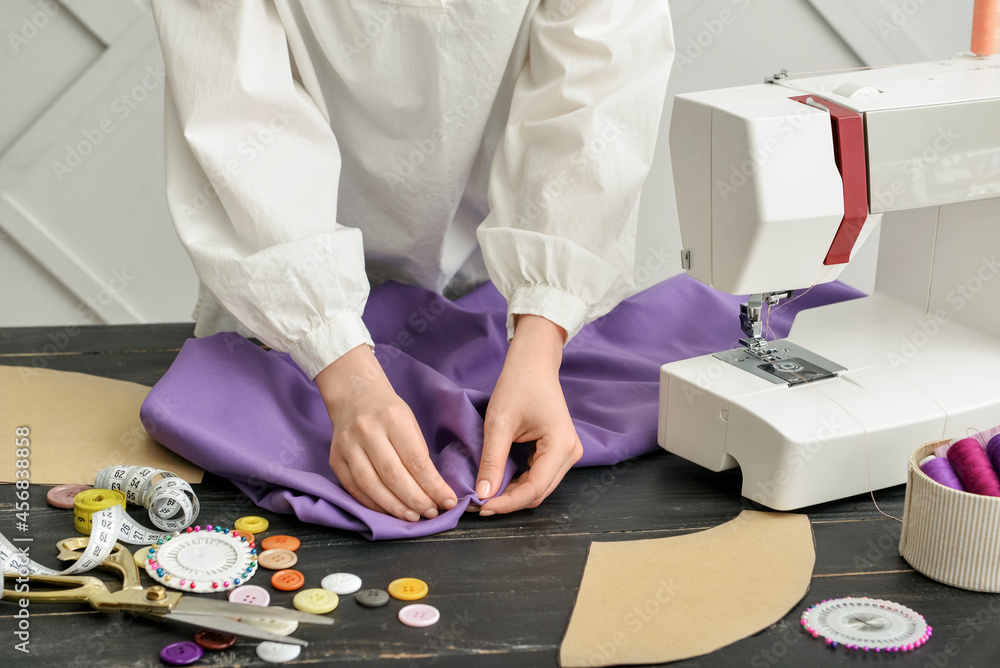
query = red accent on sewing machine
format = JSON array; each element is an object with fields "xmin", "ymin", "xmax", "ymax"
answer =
[{"xmin": 790, "ymin": 95, "xmax": 869, "ymax": 266}]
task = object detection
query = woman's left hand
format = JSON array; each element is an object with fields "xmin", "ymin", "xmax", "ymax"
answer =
[{"xmin": 476, "ymin": 314, "xmax": 583, "ymax": 515}]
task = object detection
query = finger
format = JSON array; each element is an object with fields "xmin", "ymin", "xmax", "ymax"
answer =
[
  {"xmin": 344, "ymin": 445, "xmax": 424, "ymax": 522},
  {"xmin": 361, "ymin": 439, "xmax": 442, "ymax": 520},
  {"xmin": 329, "ymin": 455, "xmax": 387, "ymax": 515},
  {"xmin": 386, "ymin": 419, "xmax": 457, "ymax": 514},
  {"xmin": 478, "ymin": 412, "xmax": 518, "ymax": 501},
  {"xmin": 482, "ymin": 440, "xmax": 578, "ymax": 515}
]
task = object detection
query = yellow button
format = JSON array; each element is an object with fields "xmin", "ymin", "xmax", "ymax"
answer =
[
  {"xmin": 293, "ymin": 588, "xmax": 339, "ymax": 615},
  {"xmin": 133, "ymin": 547, "xmax": 149, "ymax": 569},
  {"xmin": 234, "ymin": 516, "xmax": 269, "ymax": 534},
  {"xmin": 388, "ymin": 578, "xmax": 428, "ymax": 601}
]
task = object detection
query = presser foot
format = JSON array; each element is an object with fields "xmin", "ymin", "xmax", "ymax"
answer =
[{"xmin": 714, "ymin": 339, "xmax": 845, "ymax": 386}]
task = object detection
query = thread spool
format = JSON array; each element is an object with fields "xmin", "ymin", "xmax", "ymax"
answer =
[
  {"xmin": 934, "ymin": 443, "xmax": 951, "ymax": 459},
  {"xmin": 947, "ymin": 438, "xmax": 1000, "ymax": 497},
  {"xmin": 919, "ymin": 456, "xmax": 965, "ymax": 492},
  {"xmin": 73, "ymin": 489, "xmax": 127, "ymax": 535},
  {"xmin": 972, "ymin": 0, "xmax": 1000, "ymax": 56},
  {"xmin": 987, "ymin": 433, "xmax": 1000, "ymax": 477}
]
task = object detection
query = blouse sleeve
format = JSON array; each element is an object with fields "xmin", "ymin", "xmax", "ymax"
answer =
[
  {"xmin": 477, "ymin": 0, "xmax": 674, "ymax": 341},
  {"xmin": 153, "ymin": 0, "xmax": 372, "ymax": 379}
]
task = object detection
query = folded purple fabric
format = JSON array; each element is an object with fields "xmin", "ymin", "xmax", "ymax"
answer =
[{"xmin": 140, "ymin": 275, "xmax": 862, "ymax": 539}]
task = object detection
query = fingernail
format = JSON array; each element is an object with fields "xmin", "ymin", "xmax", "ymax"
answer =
[
  {"xmin": 442, "ymin": 498, "xmax": 457, "ymax": 510},
  {"xmin": 404, "ymin": 510, "xmax": 420, "ymax": 522},
  {"xmin": 424, "ymin": 508, "xmax": 438, "ymax": 519},
  {"xmin": 479, "ymin": 510, "xmax": 496, "ymax": 517},
  {"xmin": 476, "ymin": 480, "xmax": 491, "ymax": 499}
]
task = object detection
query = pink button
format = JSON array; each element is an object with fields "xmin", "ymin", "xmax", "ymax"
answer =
[
  {"xmin": 46, "ymin": 484, "xmax": 93, "ymax": 509},
  {"xmin": 398, "ymin": 603, "xmax": 440, "ymax": 628},
  {"xmin": 228, "ymin": 584, "xmax": 270, "ymax": 607}
]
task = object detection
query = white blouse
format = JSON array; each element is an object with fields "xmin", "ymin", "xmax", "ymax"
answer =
[{"xmin": 152, "ymin": 0, "xmax": 674, "ymax": 378}]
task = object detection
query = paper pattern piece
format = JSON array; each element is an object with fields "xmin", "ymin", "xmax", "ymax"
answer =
[
  {"xmin": 0, "ymin": 366, "xmax": 203, "ymax": 485},
  {"xmin": 559, "ymin": 511, "xmax": 815, "ymax": 667}
]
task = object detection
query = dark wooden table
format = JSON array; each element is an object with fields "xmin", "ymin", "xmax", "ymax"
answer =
[{"xmin": 1, "ymin": 325, "xmax": 998, "ymax": 667}]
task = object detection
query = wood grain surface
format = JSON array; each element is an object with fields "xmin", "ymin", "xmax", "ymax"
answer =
[{"xmin": 1, "ymin": 324, "xmax": 997, "ymax": 667}]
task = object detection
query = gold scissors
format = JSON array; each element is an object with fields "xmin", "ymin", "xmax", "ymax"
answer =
[{"xmin": 0, "ymin": 537, "xmax": 332, "ymax": 646}]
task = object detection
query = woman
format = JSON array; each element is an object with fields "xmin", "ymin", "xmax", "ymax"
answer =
[{"xmin": 152, "ymin": 0, "xmax": 674, "ymax": 522}]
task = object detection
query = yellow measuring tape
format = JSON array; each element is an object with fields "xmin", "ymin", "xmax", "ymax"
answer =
[{"xmin": 72, "ymin": 489, "xmax": 127, "ymax": 536}]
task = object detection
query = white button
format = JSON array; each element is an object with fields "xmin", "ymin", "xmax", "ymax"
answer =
[
  {"xmin": 241, "ymin": 617, "xmax": 298, "ymax": 637},
  {"xmin": 255, "ymin": 641, "xmax": 302, "ymax": 663},
  {"xmin": 399, "ymin": 603, "xmax": 440, "ymax": 628},
  {"xmin": 321, "ymin": 572, "xmax": 362, "ymax": 595}
]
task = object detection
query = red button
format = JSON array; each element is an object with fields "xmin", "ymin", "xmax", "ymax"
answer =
[{"xmin": 194, "ymin": 629, "xmax": 237, "ymax": 650}]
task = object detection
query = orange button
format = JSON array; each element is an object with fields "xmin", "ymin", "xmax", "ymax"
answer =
[
  {"xmin": 271, "ymin": 569, "xmax": 305, "ymax": 591},
  {"xmin": 260, "ymin": 535, "xmax": 301, "ymax": 552},
  {"xmin": 388, "ymin": 577, "xmax": 428, "ymax": 601}
]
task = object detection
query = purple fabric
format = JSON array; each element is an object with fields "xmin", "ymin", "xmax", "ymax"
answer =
[{"xmin": 140, "ymin": 275, "xmax": 863, "ymax": 539}]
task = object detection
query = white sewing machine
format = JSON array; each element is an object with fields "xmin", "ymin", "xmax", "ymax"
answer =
[{"xmin": 658, "ymin": 55, "xmax": 1000, "ymax": 509}]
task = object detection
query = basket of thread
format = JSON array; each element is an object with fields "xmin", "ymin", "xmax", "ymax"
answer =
[{"xmin": 898, "ymin": 433, "xmax": 1000, "ymax": 592}]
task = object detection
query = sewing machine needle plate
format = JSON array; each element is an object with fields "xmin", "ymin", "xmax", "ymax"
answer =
[{"xmin": 714, "ymin": 339, "xmax": 845, "ymax": 386}]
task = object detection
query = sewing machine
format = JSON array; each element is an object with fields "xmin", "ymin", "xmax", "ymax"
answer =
[{"xmin": 657, "ymin": 55, "xmax": 1000, "ymax": 509}]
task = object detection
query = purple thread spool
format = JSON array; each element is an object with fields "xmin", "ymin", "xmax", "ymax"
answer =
[
  {"xmin": 947, "ymin": 438, "xmax": 1000, "ymax": 497},
  {"xmin": 919, "ymin": 456, "xmax": 965, "ymax": 492},
  {"xmin": 987, "ymin": 434, "xmax": 1000, "ymax": 479}
]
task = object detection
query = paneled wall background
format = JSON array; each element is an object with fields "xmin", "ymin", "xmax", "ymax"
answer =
[{"xmin": 0, "ymin": 0, "xmax": 976, "ymax": 327}]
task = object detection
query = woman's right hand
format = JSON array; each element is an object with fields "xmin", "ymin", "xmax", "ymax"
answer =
[{"xmin": 315, "ymin": 344, "xmax": 458, "ymax": 522}]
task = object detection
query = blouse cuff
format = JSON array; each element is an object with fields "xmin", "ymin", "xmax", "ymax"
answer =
[
  {"xmin": 288, "ymin": 312, "xmax": 375, "ymax": 380},
  {"xmin": 507, "ymin": 284, "xmax": 590, "ymax": 344}
]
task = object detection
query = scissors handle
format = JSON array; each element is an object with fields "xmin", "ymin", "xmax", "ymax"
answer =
[{"xmin": 2, "ymin": 574, "xmax": 118, "ymax": 608}]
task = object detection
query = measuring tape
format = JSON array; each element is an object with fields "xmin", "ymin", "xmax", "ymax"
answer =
[{"xmin": 1, "ymin": 465, "xmax": 200, "ymax": 581}]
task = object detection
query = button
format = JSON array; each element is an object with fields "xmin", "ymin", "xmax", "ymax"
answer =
[
  {"xmin": 234, "ymin": 516, "xmax": 269, "ymax": 533},
  {"xmin": 321, "ymin": 572, "xmax": 362, "ymax": 595},
  {"xmin": 256, "ymin": 640, "xmax": 302, "ymax": 663},
  {"xmin": 356, "ymin": 588, "xmax": 390, "ymax": 608},
  {"xmin": 160, "ymin": 641, "xmax": 204, "ymax": 665},
  {"xmin": 271, "ymin": 569, "xmax": 305, "ymax": 591},
  {"xmin": 258, "ymin": 549, "xmax": 298, "ymax": 570},
  {"xmin": 388, "ymin": 577, "xmax": 428, "ymax": 601},
  {"xmin": 46, "ymin": 484, "xmax": 93, "ymax": 509},
  {"xmin": 399, "ymin": 603, "xmax": 440, "ymax": 628},
  {"xmin": 293, "ymin": 588, "xmax": 339, "ymax": 614},
  {"xmin": 260, "ymin": 535, "xmax": 300, "ymax": 551},
  {"xmin": 133, "ymin": 547, "xmax": 149, "ymax": 569},
  {"xmin": 194, "ymin": 629, "xmax": 237, "ymax": 650},
  {"xmin": 228, "ymin": 584, "xmax": 271, "ymax": 607},
  {"xmin": 241, "ymin": 616, "xmax": 298, "ymax": 637}
]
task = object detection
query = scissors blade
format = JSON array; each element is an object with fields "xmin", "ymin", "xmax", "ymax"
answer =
[
  {"xmin": 165, "ymin": 612, "xmax": 308, "ymax": 646},
  {"xmin": 172, "ymin": 597, "xmax": 334, "ymax": 625}
]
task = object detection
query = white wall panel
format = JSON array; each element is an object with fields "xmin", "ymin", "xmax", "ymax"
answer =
[{"xmin": 0, "ymin": 0, "xmax": 196, "ymax": 327}]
